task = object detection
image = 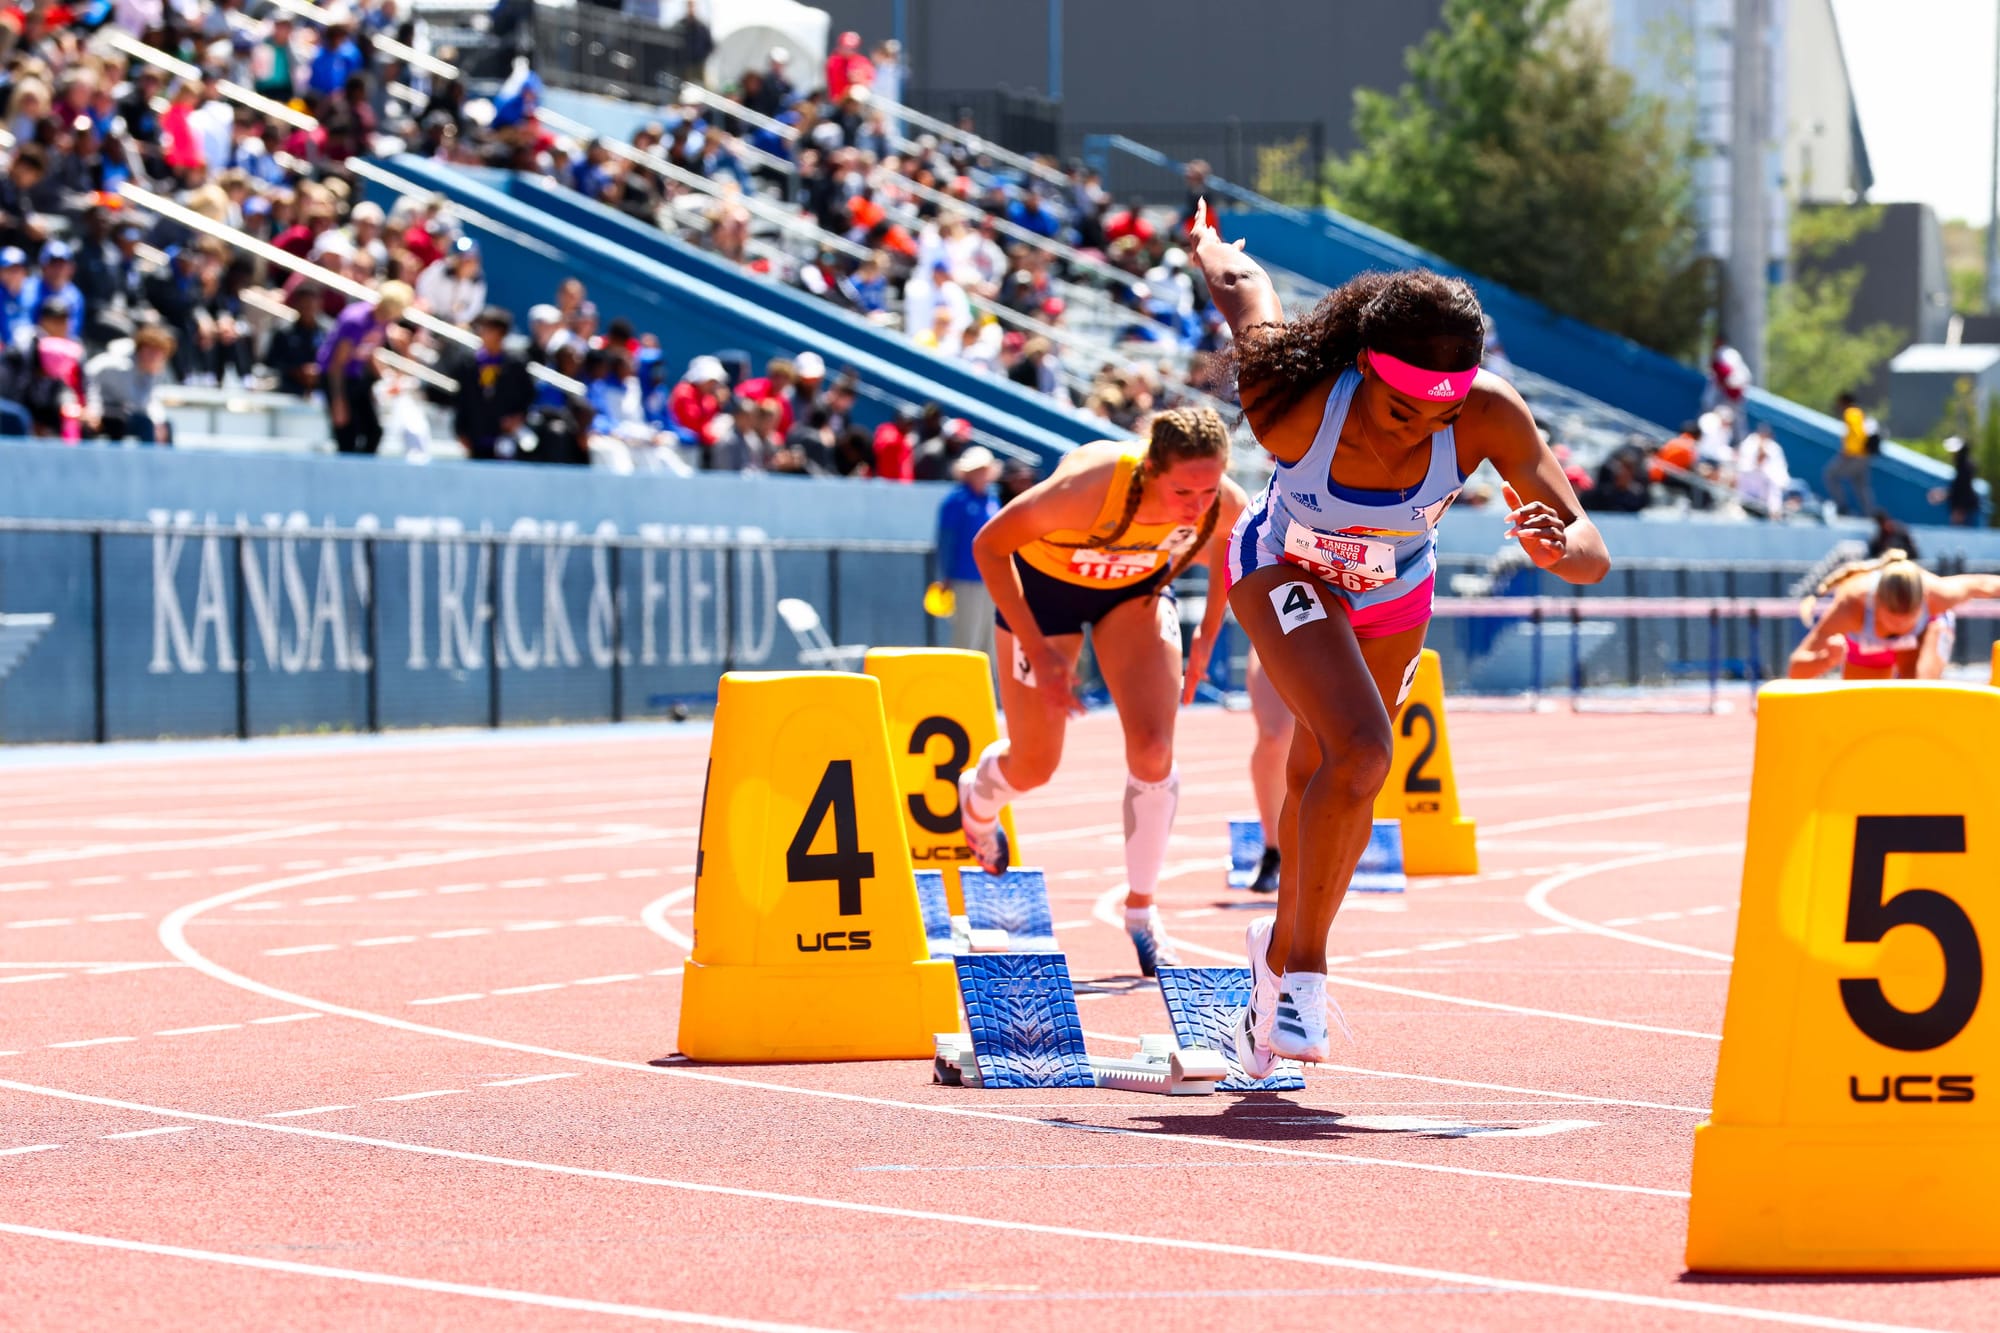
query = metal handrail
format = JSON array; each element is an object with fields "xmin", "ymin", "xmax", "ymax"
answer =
[
  {"xmin": 115, "ymin": 182, "xmax": 587, "ymax": 400},
  {"xmin": 0, "ymin": 515, "xmax": 934, "ymax": 553},
  {"xmin": 859, "ymin": 88, "xmax": 1070, "ymax": 192}
]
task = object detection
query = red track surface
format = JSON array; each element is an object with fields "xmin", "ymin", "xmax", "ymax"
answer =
[{"xmin": 1, "ymin": 707, "xmax": 1994, "ymax": 1331}]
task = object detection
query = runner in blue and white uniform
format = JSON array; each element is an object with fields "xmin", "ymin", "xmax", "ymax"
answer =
[{"xmin": 1189, "ymin": 201, "xmax": 1611, "ymax": 1069}]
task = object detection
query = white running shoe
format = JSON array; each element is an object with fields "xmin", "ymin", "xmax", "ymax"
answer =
[
  {"xmin": 1126, "ymin": 909, "xmax": 1181, "ymax": 977},
  {"xmin": 1230, "ymin": 916, "xmax": 1282, "ymax": 1078},
  {"xmin": 1271, "ymin": 972, "xmax": 1332, "ymax": 1063},
  {"xmin": 956, "ymin": 769, "xmax": 1010, "ymax": 874}
]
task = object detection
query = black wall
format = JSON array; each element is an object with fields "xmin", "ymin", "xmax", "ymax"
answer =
[{"xmin": 815, "ymin": 0, "xmax": 1443, "ymax": 158}]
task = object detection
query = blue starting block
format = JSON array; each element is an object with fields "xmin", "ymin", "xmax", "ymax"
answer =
[
  {"xmin": 1156, "ymin": 966, "xmax": 1306, "ymax": 1092},
  {"xmin": 936, "ymin": 952, "xmax": 1227, "ymax": 1094},
  {"xmin": 1226, "ymin": 819, "xmax": 1265, "ymax": 889},
  {"xmin": 913, "ymin": 870, "xmax": 955, "ymax": 959},
  {"xmin": 959, "ymin": 868, "xmax": 1060, "ymax": 952},
  {"xmin": 1354, "ymin": 820, "xmax": 1406, "ymax": 894}
]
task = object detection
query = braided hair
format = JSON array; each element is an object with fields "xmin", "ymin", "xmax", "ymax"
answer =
[
  {"xmin": 1800, "ymin": 549, "xmax": 1924, "ymax": 626},
  {"xmin": 1231, "ymin": 269, "xmax": 1485, "ymax": 426},
  {"xmin": 1049, "ymin": 407, "xmax": 1231, "ymax": 580}
]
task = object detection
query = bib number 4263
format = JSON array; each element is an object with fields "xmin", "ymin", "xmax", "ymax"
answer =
[{"xmin": 1839, "ymin": 815, "xmax": 1982, "ymax": 1052}]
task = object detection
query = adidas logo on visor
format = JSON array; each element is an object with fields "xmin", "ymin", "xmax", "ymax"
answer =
[{"xmin": 1427, "ymin": 378, "xmax": 1456, "ymax": 398}]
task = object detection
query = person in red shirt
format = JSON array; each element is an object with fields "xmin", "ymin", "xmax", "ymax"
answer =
[
  {"xmin": 872, "ymin": 407, "xmax": 914, "ymax": 481},
  {"xmin": 401, "ymin": 209, "xmax": 447, "ymax": 271},
  {"xmin": 272, "ymin": 203, "xmax": 334, "ymax": 261},
  {"xmin": 669, "ymin": 355, "xmax": 728, "ymax": 440},
  {"xmin": 825, "ymin": 31, "xmax": 874, "ymax": 102},
  {"xmin": 734, "ymin": 356, "xmax": 798, "ymax": 436},
  {"xmin": 1102, "ymin": 198, "xmax": 1156, "ymax": 247}
]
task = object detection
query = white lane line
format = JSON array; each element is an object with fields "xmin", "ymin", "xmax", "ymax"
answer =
[
  {"xmin": 264, "ymin": 1106, "xmax": 354, "ymax": 1119},
  {"xmin": 352, "ymin": 936, "xmax": 419, "ymax": 948},
  {"xmin": 231, "ymin": 903, "xmax": 284, "ymax": 912},
  {"xmin": 379, "ymin": 1089, "xmax": 462, "ymax": 1102},
  {"xmin": 572, "ymin": 974, "xmax": 641, "ymax": 986},
  {"xmin": 1523, "ymin": 847, "xmax": 1741, "ymax": 963},
  {"xmin": 302, "ymin": 895, "xmax": 358, "ymax": 906},
  {"xmin": 1688, "ymin": 905, "xmax": 1729, "ymax": 916},
  {"xmin": 499, "ymin": 878, "xmax": 549, "ymax": 889},
  {"xmin": 502, "ymin": 921, "xmax": 563, "ymax": 932},
  {"xmin": 1483, "ymin": 792, "xmax": 1748, "ymax": 835},
  {"xmin": 249, "ymin": 1013, "xmax": 321, "ymax": 1025},
  {"xmin": 265, "ymin": 944, "xmax": 338, "ymax": 957},
  {"xmin": 0, "ymin": 880, "xmax": 52, "ymax": 892},
  {"xmin": 1603, "ymin": 916, "xmax": 1643, "ymax": 926},
  {"xmin": 560, "ymin": 872, "xmax": 607, "ymax": 884},
  {"xmin": 0, "ymin": 973, "xmax": 67, "ymax": 985},
  {"xmin": 104, "ymin": 1126, "xmax": 196, "ymax": 1139},
  {"xmin": 435, "ymin": 884, "xmax": 486, "ymax": 894},
  {"xmin": 1645, "ymin": 911, "xmax": 1684, "ymax": 922},
  {"xmin": 491, "ymin": 983, "xmax": 564, "ymax": 996},
  {"xmin": 429, "ymin": 928, "xmax": 489, "ymax": 939},
  {"xmin": 1528, "ymin": 926, "xmax": 1569, "ymax": 936},
  {"xmin": 483, "ymin": 1073, "xmax": 580, "ymax": 1087},
  {"xmin": 615, "ymin": 868, "xmax": 661, "ymax": 879},
  {"xmin": 47, "ymin": 1036, "xmax": 135, "ymax": 1049},
  {"xmin": 85, "ymin": 913, "xmax": 146, "ymax": 923},
  {"xmin": 0, "ymin": 1144, "xmax": 63, "ymax": 1157},
  {"xmin": 73, "ymin": 876, "xmax": 122, "ymax": 886},
  {"xmin": 0, "ymin": 1086, "xmax": 1936, "ymax": 1333},
  {"xmin": 574, "ymin": 916, "xmax": 627, "ymax": 926},
  {"xmin": 8, "ymin": 919, "xmax": 73, "ymax": 929},
  {"xmin": 0, "ymin": 1222, "xmax": 848, "ymax": 1333},
  {"xmin": 214, "ymin": 865, "xmax": 265, "ymax": 876},
  {"xmin": 281, "ymin": 861, "xmax": 327, "ymax": 871},
  {"xmin": 651, "ymin": 967, "xmax": 683, "ymax": 977},
  {"xmin": 410, "ymin": 994, "xmax": 484, "ymax": 1006},
  {"xmin": 1470, "ymin": 934, "xmax": 1521, "ymax": 945},
  {"xmin": 369, "ymin": 890, "xmax": 425, "ymax": 901},
  {"xmin": 0, "ymin": 822, "xmax": 339, "ymax": 872},
  {"xmin": 144, "ymin": 870, "xmax": 196, "ymax": 881},
  {"xmin": 156, "ymin": 1024, "xmax": 241, "ymax": 1036}
]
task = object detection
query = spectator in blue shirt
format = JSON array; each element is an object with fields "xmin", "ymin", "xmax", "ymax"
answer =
[
  {"xmin": 309, "ymin": 22, "xmax": 366, "ymax": 101},
  {"xmin": 935, "ymin": 444, "xmax": 1002, "ymax": 663},
  {"xmin": 0, "ymin": 248, "xmax": 30, "ymax": 347},
  {"xmin": 22, "ymin": 241, "xmax": 82, "ymax": 340}
]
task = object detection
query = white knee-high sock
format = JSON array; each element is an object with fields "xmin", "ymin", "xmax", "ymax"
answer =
[
  {"xmin": 963, "ymin": 741, "xmax": 1025, "ymax": 826},
  {"xmin": 1121, "ymin": 767, "xmax": 1179, "ymax": 905}
]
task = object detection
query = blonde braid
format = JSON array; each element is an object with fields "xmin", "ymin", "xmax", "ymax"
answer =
[{"xmin": 1800, "ymin": 549, "xmax": 1914, "ymax": 626}]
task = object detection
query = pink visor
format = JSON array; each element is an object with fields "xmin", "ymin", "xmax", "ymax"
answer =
[{"xmin": 1367, "ymin": 349, "xmax": 1477, "ymax": 403}]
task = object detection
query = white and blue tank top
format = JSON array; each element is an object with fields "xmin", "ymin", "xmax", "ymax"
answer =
[
  {"xmin": 1853, "ymin": 573, "xmax": 1934, "ymax": 654},
  {"xmin": 1229, "ymin": 368, "xmax": 1466, "ymax": 610}
]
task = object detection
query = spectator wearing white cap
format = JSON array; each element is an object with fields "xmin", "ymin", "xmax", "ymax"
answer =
[
  {"xmin": 525, "ymin": 304, "xmax": 564, "ymax": 364},
  {"xmin": 668, "ymin": 353, "xmax": 729, "ymax": 443},
  {"xmin": 792, "ymin": 349, "xmax": 826, "ymax": 417},
  {"xmin": 415, "ymin": 236, "xmax": 487, "ymax": 327},
  {"xmin": 936, "ymin": 443, "xmax": 1002, "ymax": 661}
]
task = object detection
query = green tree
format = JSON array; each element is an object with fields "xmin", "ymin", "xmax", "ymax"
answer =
[
  {"xmin": 1327, "ymin": 0, "xmax": 1709, "ymax": 356},
  {"xmin": 1766, "ymin": 206, "xmax": 1903, "ymax": 411}
]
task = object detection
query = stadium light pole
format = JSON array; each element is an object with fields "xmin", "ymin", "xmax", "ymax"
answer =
[
  {"xmin": 1987, "ymin": 0, "xmax": 2000, "ymax": 309},
  {"xmin": 1726, "ymin": 0, "xmax": 1770, "ymax": 385}
]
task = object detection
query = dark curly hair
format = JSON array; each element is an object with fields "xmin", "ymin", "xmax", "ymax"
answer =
[{"xmin": 1232, "ymin": 269, "xmax": 1485, "ymax": 425}]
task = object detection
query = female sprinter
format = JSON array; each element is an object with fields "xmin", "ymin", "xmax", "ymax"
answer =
[
  {"xmin": 1789, "ymin": 550, "xmax": 2000, "ymax": 680},
  {"xmin": 957, "ymin": 407, "xmax": 1249, "ymax": 974},
  {"xmin": 1188, "ymin": 201, "xmax": 1610, "ymax": 1067}
]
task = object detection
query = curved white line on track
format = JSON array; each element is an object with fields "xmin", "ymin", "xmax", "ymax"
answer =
[
  {"xmin": 1523, "ymin": 847, "xmax": 1740, "ymax": 962},
  {"xmin": 1481, "ymin": 793, "xmax": 1746, "ymax": 836},
  {"xmin": 1092, "ymin": 885, "xmax": 1722, "ymax": 1040},
  {"xmin": 155, "ymin": 872, "xmax": 1684, "ymax": 1197},
  {"xmin": 640, "ymin": 889, "xmax": 693, "ymax": 949},
  {"xmin": 0, "ymin": 1080, "xmax": 1940, "ymax": 1333},
  {"xmin": 0, "ymin": 1221, "xmax": 849, "ymax": 1331}
]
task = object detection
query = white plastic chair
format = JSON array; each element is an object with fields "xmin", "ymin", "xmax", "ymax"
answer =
[{"xmin": 776, "ymin": 598, "xmax": 869, "ymax": 673}]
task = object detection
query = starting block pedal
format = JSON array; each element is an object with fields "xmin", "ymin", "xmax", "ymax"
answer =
[
  {"xmin": 959, "ymin": 867, "xmax": 1060, "ymax": 952},
  {"xmin": 1353, "ymin": 819, "xmax": 1406, "ymax": 894},
  {"xmin": 914, "ymin": 870, "xmax": 954, "ymax": 959},
  {"xmin": 1157, "ymin": 967, "xmax": 1306, "ymax": 1091},
  {"xmin": 938, "ymin": 953, "xmax": 1223, "ymax": 1094},
  {"xmin": 1226, "ymin": 819, "xmax": 1264, "ymax": 889}
]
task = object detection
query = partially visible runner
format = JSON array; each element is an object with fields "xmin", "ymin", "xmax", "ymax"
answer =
[
  {"xmin": 958, "ymin": 407, "xmax": 1249, "ymax": 974},
  {"xmin": 1244, "ymin": 649, "xmax": 1290, "ymax": 894},
  {"xmin": 1789, "ymin": 550, "xmax": 2000, "ymax": 680},
  {"xmin": 1188, "ymin": 201, "xmax": 1610, "ymax": 1066}
]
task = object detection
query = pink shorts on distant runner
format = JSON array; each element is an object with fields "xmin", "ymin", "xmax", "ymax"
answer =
[{"xmin": 1342, "ymin": 574, "xmax": 1435, "ymax": 640}]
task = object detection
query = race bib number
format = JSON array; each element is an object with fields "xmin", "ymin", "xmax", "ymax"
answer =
[
  {"xmin": 1068, "ymin": 549, "xmax": 1163, "ymax": 581},
  {"xmin": 1281, "ymin": 521, "xmax": 1396, "ymax": 593},
  {"xmin": 1269, "ymin": 581, "xmax": 1327, "ymax": 635}
]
